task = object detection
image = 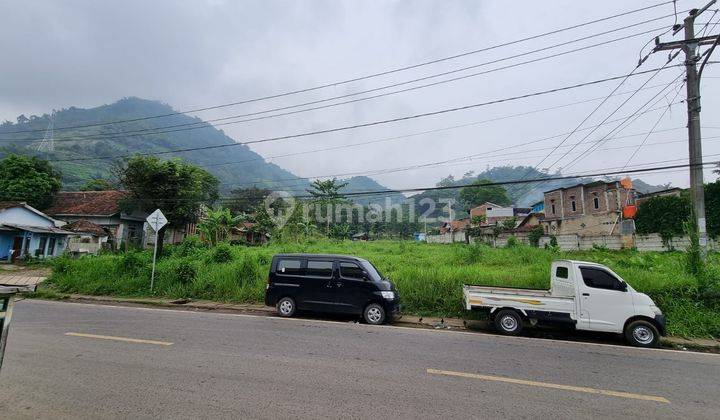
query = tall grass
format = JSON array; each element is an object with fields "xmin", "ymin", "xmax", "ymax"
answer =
[{"xmin": 45, "ymin": 239, "xmax": 720, "ymax": 338}]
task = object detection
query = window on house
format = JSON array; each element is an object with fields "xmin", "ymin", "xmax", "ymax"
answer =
[
  {"xmin": 570, "ymin": 196, "xmax": 577, "ymax": 212},
  {"xmin": 37, "ymin": 237, "xmax": 47, "ymax": 256},
  {"xmin": 550, "ymin": 200, "xmax": 556, "ymax": 215},
  {"xmin": 48, "ymin": 237, "xmax": 56, "ymax": 256}
]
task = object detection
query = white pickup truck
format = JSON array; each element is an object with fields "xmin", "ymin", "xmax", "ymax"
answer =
[{"xmin": 463, "ymin": 260, "xmax": 666, "ymax": 347}]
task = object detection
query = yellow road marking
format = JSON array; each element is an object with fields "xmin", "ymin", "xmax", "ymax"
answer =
[
  {"xmin": 65, "ymin": 332, "xmax": 173, "ymax": 346},
  {"xmin": 427, "ymin": 368, "xmax": 670, "ymax": 404}
]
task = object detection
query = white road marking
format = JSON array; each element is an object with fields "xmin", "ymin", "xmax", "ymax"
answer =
[
  {"xmin": 427, "ymin": 368, "xmax": 670, "ymax": 403},
  {"xmin": 65, "ymin": 332, "xmax": 173, "ymax": 346}
]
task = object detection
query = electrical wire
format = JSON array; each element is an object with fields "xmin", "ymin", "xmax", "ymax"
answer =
[
  {"xmin": 1, "ymin": 1, "xmax": 679, "ymax": 135},
  {"xmin": 1, "ymin": 24, "xmax": 673, "ymax": 144},
  {"xmin": 45, "ymin": 65, "xmax": 686, "ymax": 163},
  {"xmin": 622, "ymin": 81, "xmax": 685, "ymax": 169}
]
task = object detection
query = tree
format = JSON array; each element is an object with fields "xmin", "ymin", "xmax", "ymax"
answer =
[
  {"xmin": 197, "ymin": 207, "xmax": 244, "ymax": 245},
  {"xmin": 502, "ymin": 217, "xmax": 518, "ymax": 231},
  {"xmin": 459, "ymin": 179, "xmax": 511, "ymax": 209},
  {"xmin": 306, "ymin": 178, "xmax": 348, "ymax": 235},
  {"xmin": 635, "ymin": 195, "xmax": 690, "ymax": 245},
  {"xmin": 80, "ymin": 178, "xmax": 113, "ymax": 191},
  {"xmin": 0, "ymin": 154, "xmax": 62, "ymax": 209},
  {"xmin": 227, "ymin": 186, "xmax": 271, "ymax": 214},
  {"xmin": 117, "ymin": 156, "xmax": 219, "ymax": 255}
]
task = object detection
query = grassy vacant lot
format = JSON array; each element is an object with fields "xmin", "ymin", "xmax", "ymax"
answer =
[{"xmin": 44, "ymin": 239, "xmax": 720, "ymax": 338}]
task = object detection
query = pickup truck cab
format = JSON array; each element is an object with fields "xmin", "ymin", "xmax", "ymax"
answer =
[{"xmin": 463, "ymin": 260, "xmax": 666, "ymax": 347}]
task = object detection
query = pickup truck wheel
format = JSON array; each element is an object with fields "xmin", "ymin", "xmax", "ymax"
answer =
[
  {"xmin": 625, "ymin": 320, "xmax": 659, "ymax": 347},
  {"xmin": 494, "ymin": 309, "xmax": 523, "ymax": 336},
  {"xmin": 363, "ymin": 303, "xmax": 386, "ymax": 325},
  {"xmin": 276, "ymin": 297, "xmax": 296, "ymax": 317}
]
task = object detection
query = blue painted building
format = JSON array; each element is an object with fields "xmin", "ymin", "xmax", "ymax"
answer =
[
  {"xmin": 531, "ymin": 201, "xmax": 545, "ymax": 214},
  {"xmin": 0, "ymin": 202, "xmax": 72, "ymax": 261}
]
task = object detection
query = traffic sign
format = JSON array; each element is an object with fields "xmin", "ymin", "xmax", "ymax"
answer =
[
  {"xmin": 146, "ymin": 209, "xmax": 168, "ymax": 232},
  {"xmin": 146, "ymin": 208, "xmax": 167, "ymax": 292}
]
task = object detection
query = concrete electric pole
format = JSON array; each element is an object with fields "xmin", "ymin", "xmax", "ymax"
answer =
[{"xmin": 654, "ymin": 0, "xmax": 719, "ymax": 255}]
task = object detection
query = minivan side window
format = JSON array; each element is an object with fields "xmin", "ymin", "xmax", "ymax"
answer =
[
  {"xmin": 306, "ymin": 261, "xmax": 333, "ymax": 278},
  {"xmin": 277, "ymin": 259, "xmax": 302, "ymax": 275},
  {"xmin": 340, "ymin": 262, "xmax": 364, "ymax": 280},
  {"xmin": 580, "ymin": 267, "xmax": 623, "ymax": 291},
  {"xmin": 555, "ymin": 266, "xmax": 569, "ymax": 279}
]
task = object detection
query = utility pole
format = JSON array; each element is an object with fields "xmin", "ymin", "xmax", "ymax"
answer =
[{"xmin": 654, "ymin": 0, "xmax": 718, "ymax": 255}]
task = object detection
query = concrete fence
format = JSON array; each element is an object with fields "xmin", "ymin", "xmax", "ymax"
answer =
[
  {"xmin": 427, "ymin": 231, "xmax": 719, "ymax": 252},
  {"xmin": 426, "ymin": 231, "xmax": 467, "ymax": 244}
]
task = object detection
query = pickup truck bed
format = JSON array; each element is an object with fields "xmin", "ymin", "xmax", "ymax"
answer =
[{"xmin": 463, "ymin": 285, "xmax": 576, "ymax": 319}]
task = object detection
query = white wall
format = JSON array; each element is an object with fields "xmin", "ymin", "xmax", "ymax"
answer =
[{"xmin": 0, "ymin": 207, "xmax": 54, "ymax": 227}]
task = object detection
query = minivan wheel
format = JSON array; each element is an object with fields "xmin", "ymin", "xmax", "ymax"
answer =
[
  {"xmin": 363, "ymin": 303, "xmax": 386, "ymax": 325},
  {"xmin": 625, "ymin": 320, "xmax": 659, "ymax": 348},
  {"xmin": 276, "ymin": 297, "xmax": 296, "ymax": 317},
  {"xmin": 494, "ymin": 309, "xmax": 523, "ymax": 336}
]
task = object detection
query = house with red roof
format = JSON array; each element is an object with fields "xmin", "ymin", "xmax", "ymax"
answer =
[{"xmin": 46, "ymin": 191, "xmax": 146, "ymax": 249}]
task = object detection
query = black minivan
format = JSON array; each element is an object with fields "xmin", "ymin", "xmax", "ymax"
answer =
[{"xmin": 265, "ymin": 254, "xmax": 400, "ymax": 324}]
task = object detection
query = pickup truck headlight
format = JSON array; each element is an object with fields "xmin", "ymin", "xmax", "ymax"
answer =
[
  {"xmin": 380, "ymin": 291, "xmax": 395, "ymax": 300},
  {"xmin": 650, "ymin": 305, "xmax": 663, "ymax": 316}
]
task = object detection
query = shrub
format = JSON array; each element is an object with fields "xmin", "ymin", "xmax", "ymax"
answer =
[
  {"xmin": 528, "ymin": 225, "xmax": 544, "ymax": 248},
  {"xmin": 119, "ymin": 250, "xmax": 150, "ymax": 275},
  {"xmin": 52, "ymin": 255, "xmax": 73, "ymax": 274},
  {"xmin": 171, "ymin": 235, "xmax": 206, "ymax": 257},
  {"xmin": 209, "ymin": 242, "xmax": 234, "ymax": 263},
  {"xmin": 506, "ymin": 236, "xmax": 518, "ymax": 248},
  {"xmin": 176, "ymin": 260, "xmax": 197, "ymax": 284}
]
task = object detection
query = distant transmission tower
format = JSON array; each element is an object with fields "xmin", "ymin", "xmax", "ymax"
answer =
[{"xmin": 35, "ymin": 111, "xmax": 55, "ymax": 153}]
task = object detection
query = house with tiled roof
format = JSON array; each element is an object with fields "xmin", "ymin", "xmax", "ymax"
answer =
[
  {"xmin": 47, "ymin": 191, "xmax": 146, "ymax": 249},
  {"xmin": 64, "ymin": 219, "xmax": 111, "ymax": 255},
  {"xmin": 0, "ymin": 202, "xmax": 73, "ymax": 261}
]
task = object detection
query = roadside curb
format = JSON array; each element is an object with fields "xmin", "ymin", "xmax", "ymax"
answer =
[{"xmin": 25, "ymin": 293, "xmax": 719, "ymax": 352}]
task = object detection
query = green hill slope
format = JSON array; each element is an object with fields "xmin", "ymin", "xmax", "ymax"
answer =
[{"xmin": 0, "ymin": 97, "xmax": 309, "ymax": 192}]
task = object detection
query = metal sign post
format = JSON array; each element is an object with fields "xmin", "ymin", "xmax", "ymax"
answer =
[{"xmin": 146, "ymin": 209, "xmax": 168, "ymax": 292}]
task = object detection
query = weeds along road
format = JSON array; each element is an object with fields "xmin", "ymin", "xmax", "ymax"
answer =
[{"xmin": 2, "ymin": 300, "xmax": 719, "ymax": 419}]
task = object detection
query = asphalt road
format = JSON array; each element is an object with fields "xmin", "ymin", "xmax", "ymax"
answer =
[{"xmin": 1, "ymin": 300, "xmax": 719, "ymax": 419}]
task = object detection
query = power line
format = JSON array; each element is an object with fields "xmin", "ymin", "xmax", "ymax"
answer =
[
  {"xmin": 561, "ymin": 73, "xmax": 685, "ymax": 172},
  {"xmin": 123, "ymin": 159, "xmax": 720, "ymax": 202},
  {"xmin": 1, "ymin": 1, "xmax": 678, "ymax": 135},
  {"xmin": 293, "ymin": 160, "xmax": 719, "ymax": 199},
  {"xmin": 194, "ymin": 83, "xmax": 679, "ymax": 169},
  {"xmin": 225, "ymin": 122, "xmax": 715, "ymax": 191},
  {"xmin": 46, "ymin": 65, "xmax": 686, "ymax": 163},
  {"xmin": 2, "ymin": 23, "xmax": 674, "ymax": 144},
  {"xmin": 552, "ymin": 69, "xmax": 684, "ymax": 172},
  {"xmin": 622, "ymin": 81, "xmax": 686, "ymax": 168}
]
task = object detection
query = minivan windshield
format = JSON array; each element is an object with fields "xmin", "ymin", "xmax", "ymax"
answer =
[{"xmin": 360, "ymin": 260, "xmax": 384, "ymax": 282}]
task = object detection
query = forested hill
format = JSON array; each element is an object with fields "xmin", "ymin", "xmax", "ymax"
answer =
[
  {"xmin": 339, "ymin": 176, "xmax": 406, "ymax": 206},
  {"xmin": 0, "ymin": 97, "xmax": 309, "ymax": 192}
]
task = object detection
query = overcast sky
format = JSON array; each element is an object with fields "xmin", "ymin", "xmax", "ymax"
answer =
[{"xmin": 1, "ymin": 0, "xmax": 719, "ymax": 191}]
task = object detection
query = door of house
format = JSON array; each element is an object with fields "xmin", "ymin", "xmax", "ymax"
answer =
[{"xmin": 11, "ymin": 237, "xmax": 23, "ymax": 261}]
